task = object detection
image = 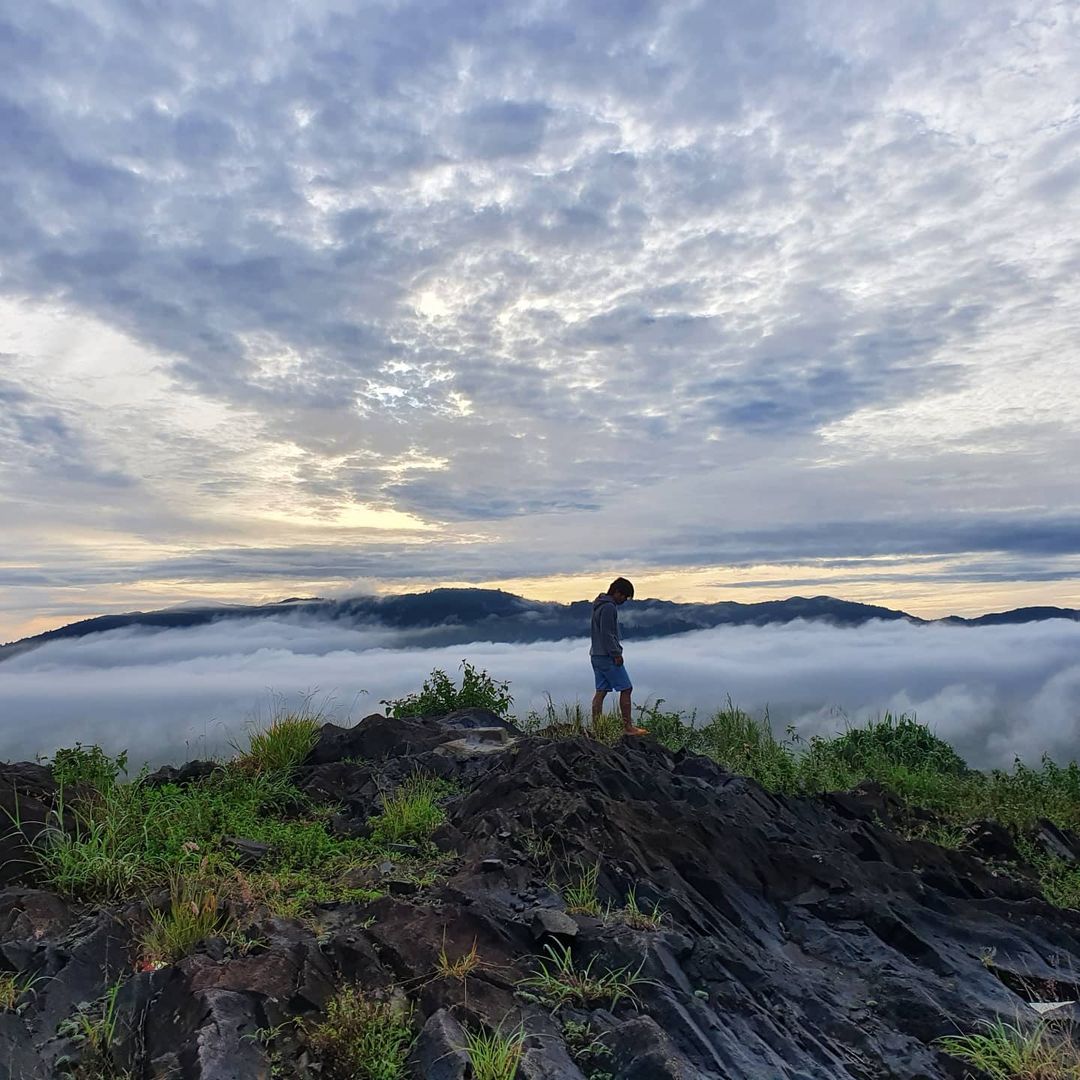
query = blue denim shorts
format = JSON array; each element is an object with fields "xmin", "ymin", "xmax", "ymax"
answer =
[{"xmin": 591, "ymin": 654, "xmax": 632, "ymax": 692}]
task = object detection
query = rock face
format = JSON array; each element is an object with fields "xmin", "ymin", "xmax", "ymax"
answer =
[{"xmin": 3, "ymin": 713, "xmax": 1080, "ymax": 1079}]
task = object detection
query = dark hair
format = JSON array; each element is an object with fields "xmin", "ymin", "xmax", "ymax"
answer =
[{"xmin": 608, "ymin": 577, "xmax": 635, "ymax": 598}]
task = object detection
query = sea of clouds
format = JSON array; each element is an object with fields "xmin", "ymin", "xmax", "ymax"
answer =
[{"xmin": 1, "ymin": 618, "xmax": 1079, "ymax": 770}]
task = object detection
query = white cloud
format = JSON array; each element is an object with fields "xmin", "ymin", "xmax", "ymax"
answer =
[{"xmin": 2, "ymin": 617, "xmax": 1078, "ymax": 771}]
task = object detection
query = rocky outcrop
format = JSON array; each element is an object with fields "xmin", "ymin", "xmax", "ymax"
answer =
[{"xmin": 2, "ymin": 712, "xmax": 1079, "ymax": 1078}]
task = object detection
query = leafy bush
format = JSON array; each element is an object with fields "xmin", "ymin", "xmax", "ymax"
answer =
[
  {"xmin": 382, "ymin": 662, "xmax": 513, "ymax": 720},
  {"xmin": 810, "ymin": 712, "xmax": 967, "ymax": 777},
  {"xmin": 51, "ymin": 743, "xmax": 128, "ymax": 791}
]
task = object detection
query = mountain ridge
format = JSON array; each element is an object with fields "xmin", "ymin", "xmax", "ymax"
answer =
[{"xmin": 3, "ymin": 588, "xmax": 1078, "ymax": 662}]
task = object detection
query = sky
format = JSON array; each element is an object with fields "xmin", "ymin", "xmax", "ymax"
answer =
[
  {"xmin": 2, "ymin": 0, "xmax": 1080, "ymax": 643},
  {"xmin": 2, "ymin": 616, "xmax": 1079, "ymax": 768}
]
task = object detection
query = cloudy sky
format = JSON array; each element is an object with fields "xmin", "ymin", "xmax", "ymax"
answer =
[{"xmin": 2, "ymin": 0, "xmax": 1079, "ymax": 642}]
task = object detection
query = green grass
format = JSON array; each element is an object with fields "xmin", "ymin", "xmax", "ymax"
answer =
[
  {"xmin": 369, "ymin": 773, "xmax": 453, "ymax": 845},
  {"xmin": 518, "ymin": 941, "xmax": 645, "ymax": 1010},
  {"xmin": 234, "ymin": 712, "xmax": 322, "ymax": 775},
  {"xmin": 307, "ymin": 988, "xmax": 415, "ymax": 1080},
  {"xmin": 937, "ymin": 1017, "xmax": 1080, "ymax": 1079},
  {"xmin": 461, "ymin": 1021, "xmax": 526, "ymax": 1080},
  {"xmin": 519, "ymin": 699, "xmax": 624, "ymax": 745},
  {"xmin": 30, "ymin": 752, "xmax": 449, "ymax": 913},
  {"xmin": 37, "ymin": 767, "xmax": 364, "ymax": 900}
]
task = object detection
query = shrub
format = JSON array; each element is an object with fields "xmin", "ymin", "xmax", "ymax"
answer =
[
  {"xmin": 816, "ymin": 713, "xmax": 967, "ymax": 777},
  {"xmin": 307, "ymin": 988, "xmax": 414, "ymax": 1080},
  {"xmin": 382, "ymin": 662, "xmax": 513, "ymax": 720},
  {"xmin": 51, "ymin": 743, "xmax": 128, "ymax": 792}
]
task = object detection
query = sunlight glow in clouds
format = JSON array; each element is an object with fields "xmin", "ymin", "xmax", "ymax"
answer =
[{"xmin": 0, "ymin": 1, "xmax": 1078, "ymax": 638}]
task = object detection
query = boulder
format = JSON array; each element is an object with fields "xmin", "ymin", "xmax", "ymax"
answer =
[
  {"xmin": 530, "ymin": 908, "xmax": 579, "ymax": 942},
  {"xmin": 409, "ymin": 1008, "xmax": 470, "ymax": 1080}
]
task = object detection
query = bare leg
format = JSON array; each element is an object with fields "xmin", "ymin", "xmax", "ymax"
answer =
[
  {"xmin": 620, "ymin": 689, "xmax": 647, "ymax": 735},
  {"xmin": 592, "ymin": 690, "xmax": 608, "ymax": 724}
]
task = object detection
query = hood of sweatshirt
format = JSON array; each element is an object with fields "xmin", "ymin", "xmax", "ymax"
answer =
[{"xmin": 593, "ymin": 593, "xmax": 616, "ymax": 610}]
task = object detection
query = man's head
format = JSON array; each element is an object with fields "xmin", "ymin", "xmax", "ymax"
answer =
[{"xmin": 608, "ymin": 577, "xmax": 635, "ymax": 604}]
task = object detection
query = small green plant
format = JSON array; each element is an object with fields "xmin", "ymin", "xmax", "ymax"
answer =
[
  {"xmin": 0, "ymin": 969, "xmax": 43, "ymax": 1011},
  {"xmin": 57, "ymin": 977, "xmax": 127, "ymax": 1075},
  {"xmin": 563, "ymin": 863, "xmax": 603, "ymax": 917},
  {"xmin": 562, "ymin": 1018, "xmax": 614, "ymax": 1080},
  {"xmin": 616, "ymin": 887, "xmax": 664, "ymax": 931},
  {"xmin": 518, "ymin": 941, "xmax": 645, "ymax": 1010},
  {"xmin": 236, "ymin": 712, "xmax": 321, "ymax": 774},
  {"xmin": 369, "ymin": 773, "xmax": 451, "ymax": 845},
  {"xmin": 140, "ymin": 869, "xmax": 229, "ymax": 965},
  {"xmin": 936, "ymin": 1016, "xmax": 1080, "ymax": 1079},
  {"xmin": 461, "ymin": 1020, "xmax": 526, "ymax": 1080},
  {"xmin": 382, "ymin": 661, "xmax": 513, "ymax": 721},
  {"xmin": 51, "ymin": 744, "xmax": 128, "ymax": 791},
  {"xmin": 307, "ymin": 987, "xmax": 415, "ymax": 1080}
]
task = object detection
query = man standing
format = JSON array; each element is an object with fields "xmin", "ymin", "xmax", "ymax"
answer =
[{"xmin": 590, "ymin": 577, "xmax": 647, "ymax": 736}]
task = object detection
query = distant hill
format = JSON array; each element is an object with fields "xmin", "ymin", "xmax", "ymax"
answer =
[{"xmin": 1, "ymin": 588, "xmax": 1077, "ymax": 662}]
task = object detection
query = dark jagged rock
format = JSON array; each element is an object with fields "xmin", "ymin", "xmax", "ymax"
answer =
[
  {"xmin": 4, "ymin": 711, "xmax": 1080, "ymax": 1079},
  {"xmin": 144, "ymin": 760, "xmax": 221, "ymax": 788},
  {"xmin": 410, "ymin": 1009, "xmax": 470, "ymax": 1079},
  {"xmin": 0, "ymin": 764, "xmax": 59, "ymax": 888}
]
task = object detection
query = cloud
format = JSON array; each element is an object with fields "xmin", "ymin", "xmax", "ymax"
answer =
[{"xmin": 2, "ymin": 616, "xmax": 1079, "ymax": 772}]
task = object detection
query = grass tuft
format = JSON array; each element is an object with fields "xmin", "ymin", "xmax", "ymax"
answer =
[
  {"xmin": 518, "ymin": 941, "xmax": 645, "ymax": 1010},
  {"xmin": 139, "ymin": 868, "xmax": 230, "ymax": 965},
  {"xmin": 307, "ymin": 987, "xmax": 415, "ymax": 1080},
  {"xmin": 435, "ymin": 937, "xmax": 482, "ymax": 980},
  {"xmin": 235, "ymin": 712, "xmax": 321, "ymax": 775},
  {"xmin": 0, "ymin": 969, "xmax": 43, "ymax": 1011},
  {"xmin": 461, "ymin": 1020, "xmax": 526, "ymax": 1080},
  {"xmin": 369, "ymin": 773, "xmax": 452, "ymax": 845},
  {"xmin": 617, "ymin": 887, "xmax": 664, "ymax": 931},
  {"xmin": 563, "ymin": 863, "xmax": 603, "ymax": 917},
  {"xmin": 937, "ymin": 1016, "xmax": 1080, "ymax": 1079}
]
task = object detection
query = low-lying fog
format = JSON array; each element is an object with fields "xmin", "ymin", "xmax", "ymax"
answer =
[{"xmin": 1, "ymin": 617, "xmax": 1079, "ymax": 770}]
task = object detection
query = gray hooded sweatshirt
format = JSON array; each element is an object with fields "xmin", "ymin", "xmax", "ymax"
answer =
[{"xmin": 590, "ymin": 593, "xmax": 623, "ymax": 657}]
